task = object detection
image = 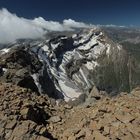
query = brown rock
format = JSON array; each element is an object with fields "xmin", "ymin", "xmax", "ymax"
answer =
[
  {"xmin": 68, "ymin": 136, "xmax": 76, "ymax": 140},
  {"xmin": 38, "ymin": 97, "xmax": 47, "ymax": 106},
  {"xmin": 93, "ymin": 131, "xmax": 109, "ymax": 140},
  {"xmin": 127, "ymin": 123, "xmax": 140, "ymax": 136},
  {"xmin": 98, "ymin": 117, "xmax": 110, "ymax": 126},
  {"xmin": 20, "ymin": 108, "xmax": 29, "ymax": 116},
  {"xmin": 115, "ymin": 114, "xmax": 135, "ymax": 123},
  {"xmin": 85, "ymin": 128, "xmax": 93, "ymax": 140},
  {"xmin": 63, "ymin": 128, "xmax": 80, "ymax": 137},
  {"xmin": 104, "ymin": 126, "xmax": 110, "ymax": 135},
  {"xmin": 37, "ymin": 136, "xmax": 49, "ymax": 140},
  {"xmin": 109, "ymin": 126, "xmax": 118, "ymax": 136},
  {"xmin": 89, "ymin": 120, "xmax": 98, "ymax": 130},
  {"xmin": 64, "ymin": 104, "xmax": 72, "ymax": 109},
  {"xmin": 20, "ymin": 105, "xmax": 48, "ymax": 124},
  {"xmin": 121, "ymin": 133, "xmax": 135, "ymax": 140},
  {"xmin": 5, "ymin": 120, "xmax": 17, "ymax": 129},
  {"xmin": 111, "ymin": 121, "xmax": 121, "ymax": 128},
  {"xmin": 90, "ymin": 86, "xmax": 101, "ymax": 100},
  {"xmin": 0, "ymin": 127, "xmax": 5, "ymax": 138},
  {"xmin": 5, "ymin": 129, "xmax": 13, "ymax": 139},
  {"xmin": 49, "ymin": 116, "xmax": 61, "ymax": 123},
  {"xmin": 76, "ymin": 129, "xmax": 86, "ymax": 139},
  {"xmin": 10, "ymin": 121, "xmax": 29, "ymax": 139},
  {"xmin": 90, "ymin": 108, "xmax": 98, "ymax": 119},
  {"xmin": 39, "ymin": 127, "xmax": 47, "ymax": 135}
]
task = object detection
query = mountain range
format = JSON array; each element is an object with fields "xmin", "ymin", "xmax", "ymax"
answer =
[{"xmin": 0, "ymin": 26, "xmax": 140, "ymax": 102}]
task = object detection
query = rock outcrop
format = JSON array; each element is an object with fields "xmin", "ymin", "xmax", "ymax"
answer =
[
  {"xmin": 0, "ymin": 83, "xmax": 56, "ymax": 140},
  {"xmin": 0, "ymin": 47, "xmax": 57, "ymax": 97}
]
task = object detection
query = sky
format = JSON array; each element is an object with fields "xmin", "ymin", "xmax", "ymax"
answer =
[
  {"xmin": 0, "ymin": 0, "xmax": 140, "ymax": 44},
  {"xmin": 0, "ymin": 0, "xmax": 140, "ymax": 26}
]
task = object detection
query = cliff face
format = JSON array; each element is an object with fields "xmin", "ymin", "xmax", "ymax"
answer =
[
  {"xmin": 101, "ymin": 27, "xmax": 140, "ymax": 93},
  {"xmin": 0, "ymin": 27, "xmax": 140, "ymax": 100}
]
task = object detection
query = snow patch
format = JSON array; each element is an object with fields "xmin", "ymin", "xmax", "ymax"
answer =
[
  {"xmin": 31, "ymin": 73, "xmax": 42, "ymax": 93},
  {"xmin": 0, "ymin": 48, "xmax": 10, "ymax": 54},
  {"xmin": 85, "ymin": 61, "xmax": 99, "ymax": 70},
  {"xmin": 72, "ymin": 34, "xmax": 77, "ymax": 38},
  {"xmin": 58, "ymin": 80, "xmax": 82, "ymax": 102},
  {"xmin": 42, "ymin": 45, "xmax": 49, "ymax": 52},
  {"xmin": 117, "ymin": 45, "xmax": 122, "ymax": 51},
  {"xmin": 106, "ymin": 44, "xmax": 111, "ymax": 56},
  {"xmin": 51, "ymin": 42, "xmax": 60, "ymax": 49},
  {"xmin": 2, "ymin": 68, "xmax": 8, "ymax": 73}
]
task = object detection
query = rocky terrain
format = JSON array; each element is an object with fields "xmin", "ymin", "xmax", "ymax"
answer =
[
  {"xmin": 0, "ymin": 83, "xmax": 54, "ymax": 140},
  {"xmin": 0, "ymin": 83, "xmax": 140, "ymax": 140},
  {"xmin": 49, "ymin": 87, "xmax": 140, "ymax": 140}
]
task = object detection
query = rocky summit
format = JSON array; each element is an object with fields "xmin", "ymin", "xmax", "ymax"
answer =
[
  {"xmin": 0, "ymin": 83, "xmax": 140, "ymax": 140},
  {"xmin": 0, "ymin": 27, "xmax": 140, "ymax": 140}
]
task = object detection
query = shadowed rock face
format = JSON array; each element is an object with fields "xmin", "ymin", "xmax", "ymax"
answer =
[
  {"xmin": 0, "ymin": 28, "xmax": 140, "ymax": 100},
  {"xmin": 0, "ymin": 48, "xmax": 56, "ymax": 96}
]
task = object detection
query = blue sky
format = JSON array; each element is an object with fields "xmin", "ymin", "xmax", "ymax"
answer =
[{"xmin": 0, "ymin": 0, "xmax": 140, "ymax": 26}]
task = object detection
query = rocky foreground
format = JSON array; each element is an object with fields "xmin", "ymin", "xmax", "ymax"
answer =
[{"xmin": 0, "ymin": 83, "xmax": 140, "ymax": 140}]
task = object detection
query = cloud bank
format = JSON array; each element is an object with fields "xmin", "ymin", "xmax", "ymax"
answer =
[{"xmin": 0, "ymin": 8, "xmax": 92, "ymax": 44}]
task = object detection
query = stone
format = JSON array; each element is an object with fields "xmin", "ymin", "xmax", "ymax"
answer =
[
  {"xmin": 104, "ymin": 126, "xmax": 110, "ymax": 135},
  {"xmin": 64, "ymin": 104, "xmax": 72, "ymax": 109},
  {"xmin": 89, "ymin": 86, "xmax": 101, "ymax": 100},
  {"xmin": 111, "ymin": 121, "xmax": 121, "ymax": 128},
  {"xmin": 93, "ymin": 131, "xmax": 109, "ymax": 140},
  {"xmin": 37, "ymin": 97, "xmax": 47, "ymax": 106},
  {"xmin": 109, "ymin": 126, "xmax": 118, "ymax": 135},
  {"xmin": 63, "ymin": 128, "xmax": 80, "ymax": 137},
  {"xmin": 20, "ymin": 106, "xmax": 48, "ymax": 124},
  {"xmin": 10, "ymin": 121, "xmax": 30, "ymax": 138},
  {"xmin": 68, "ymin": 136, "xmax": 76, "ymax": 140},
  {"xmin": 89, "ymin": 120, "xmax": 98, "ymax": 130},
  {"xmin": 115, "ymin": 114, "xmax": 135, "ymax": 123},
  {"xmin": 5, "ymin": 130, "xmax": 13, "ymax": 139},
  {"xmin": 83, "ymin": 97, "xmax": 96, "ymax": 107},
  {"xmin": 121, "ymin": 133, "xmax": 135, "ymax": 140},
  {"xmin": 0, "ymin": 127, "xmax": 5, "ymax": 138},
  {"xmin": 49, "ymin": 116, "xmax": 61, "ymax": 123},
  {"xmin": 39, "ymin": 127, "xmax": 47, "ymax": 135},
  {"xmin": 5, "ymin": 120, "xmax": 17, "ymax": 129},
  {"xmin": 79, "ymin": 118, "xmax": 90, "ymax": 127},
  {"xmin": 98, "ymin": 117, "xmax": 110, "ymax": 126},
  {"xmin": 37, "ymin": 136, "xmax": 49, "ymax": 140},
  {"xmin": 20, "ymin": 108, "xmax": 29, "ymax": 117},
  {"xmin": 90, "ymin": 108, "xmax": 99, "ymax": 119},
  {"xmin": 76, "ymin": 129, "xmax": 86, "ymax": 139},
  {"xmin": 126, "ymin": 123, "xmax": 140, "ymax": 136},
  {"xmin": 85, "ymin": 129, "xmax": 93, "ymax": 140}
]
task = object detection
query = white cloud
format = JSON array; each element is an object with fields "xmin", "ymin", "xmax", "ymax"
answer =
[
  {"xmin": 33, "ymin": 17, "xmax": 71, "ymax": 31},
  {"xmin": 0, "ymin": 8, "xmax": 92, "ymax": 44},
  {"xmin": 63, "ymin": 19, "xmax": 91, "ymax": 28}
]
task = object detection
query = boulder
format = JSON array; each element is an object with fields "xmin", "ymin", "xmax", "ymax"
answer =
[
  {"xmin": 20, "ymin": 105, "xmax": 49, "ymax": 125},
  {"xmin": 49, "ymin": 116, "xmax": 61, "ymax": 123},
  {"xmin": 89, "ymin": 86, "xmax": 101, "ymax": 100}
]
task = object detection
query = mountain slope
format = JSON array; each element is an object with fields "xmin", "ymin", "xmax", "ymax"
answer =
[{"xmin": 0, "ymin": 27, "xmax": 140, "ymax": 101}]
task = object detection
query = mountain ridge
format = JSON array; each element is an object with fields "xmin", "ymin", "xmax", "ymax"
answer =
[{"xmin": 0, "ymin": 27, "xmax": 140, "ymax": 101}]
